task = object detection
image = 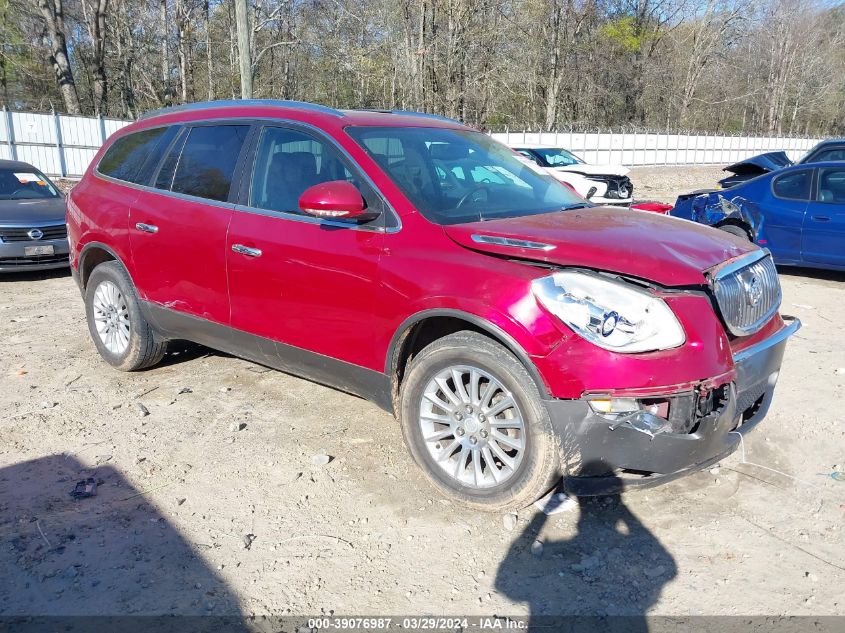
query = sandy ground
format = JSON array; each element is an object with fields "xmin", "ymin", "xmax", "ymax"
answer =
[{"xmin": 1, "ymin": 166, "xmax": 844, "ymax": 623}]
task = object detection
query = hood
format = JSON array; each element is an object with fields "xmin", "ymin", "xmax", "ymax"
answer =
[
  {"xmin": 444, "ymin": 207, "xmax": 756, "ymax": 286},
  {"xmin": 0, "ymin": 197, "xmax": 66, "ymax": 225},
  {"xmin": 553, "ymin": 163, "xmax": 630, "ymax": 177},
  {"xmin": 723, "ymin": 151, "xmax": 792, "ymax": 176}
]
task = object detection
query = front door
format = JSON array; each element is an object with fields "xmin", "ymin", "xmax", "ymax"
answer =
[
  {"xmin": 129, "ymin": 123, "xmax": 251, "ymax": 325},
  {"xmin": 803, "ymin": 166, "xmax": 845, "ymax": 267},
  {"xmin": 226, "ymin": 124, "xmax": 389, "ymax": 373}
]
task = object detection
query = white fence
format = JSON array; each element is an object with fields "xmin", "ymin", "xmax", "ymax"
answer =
[
  {"xmin": 491, "ymin": 130, "xmax": 821, "ymax": 167},
  {"xmin": 0, "ymin": 108, "xmax": 825, "ymax": 177},
  {"xmin": 0, "ymin": 109, "xmax": 131, "ymax": 178}
]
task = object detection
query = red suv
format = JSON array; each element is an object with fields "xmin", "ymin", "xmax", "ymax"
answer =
[{"xmin": 68, "ymin": 100, "xmax": 799, "ymax": 510}]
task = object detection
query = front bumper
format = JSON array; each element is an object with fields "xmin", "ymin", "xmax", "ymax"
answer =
[
  {"xmin": 0, "ymin": 239, "xmax": 70, "ymax": 272},
  {"xmin": 547, "ymin": 317, "xmax": 800, "ymax": 495}
]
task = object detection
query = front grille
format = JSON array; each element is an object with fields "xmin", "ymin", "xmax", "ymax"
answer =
[
  {"xmin": 0, "ymin": 254, "xmax": 69, "ymax": 266},
  {"xmin": 712, "ymin": 253, "xmax": 781, "ymax": 336},
  {"xmin": 0, "ymin": 225, "xmax": 67, "ymax": 242}
]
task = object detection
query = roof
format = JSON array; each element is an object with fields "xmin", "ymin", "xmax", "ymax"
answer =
[
  {"xmin": 137, "ymin": 100, "xmax": 466, "ymax": 130},
  {"xmin": 0, "ymin": 158, "xmax": 39, "ymax": 171}
]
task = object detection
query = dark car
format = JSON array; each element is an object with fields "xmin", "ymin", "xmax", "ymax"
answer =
[
  {"xmin": 717, "ymin": 151, "xmax": 793, "ymax": 188},
  {"xmin": 0, "ymin": 159, "xmax": 69, "ymax": 272},
  {"xmin": 673, "ymin": 162, "xmax": 845, "ymax": 272},
  {"xmin": 67, "ymin": 100, "xmax": 797, "ymax": 509},
  {"xmin": 717, "ymin": 138, "xmax": 845, "ymax": 188}
]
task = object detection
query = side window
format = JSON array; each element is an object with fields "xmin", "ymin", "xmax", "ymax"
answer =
[
  {"xmin": 134, "ymin": 126, "xmax": 179, "ymax": 185},
  {"xmin": 772, "ymin": 170, "xmax": 811, "ymax": 201},
  {"xmin": 248, "ymin": 127, "xmax": 358, "ymax": 215},
  {"xmin": 814, "ymin": 148, "xmax": 845, "ymax": 162},
  {"xmin": 166, "ymin": 125, "xmax": 249, "ymax": 202},
  {"xmin": 818, "ymin": 168, "xmax": 845, "ymax": 204},
  {"xmin": 154, "ymin": 131, "xmax": 187, "ymax": 191},
  {"xmin": 98, "ymin": 127, "xmax": 170, "ymax": 183}
]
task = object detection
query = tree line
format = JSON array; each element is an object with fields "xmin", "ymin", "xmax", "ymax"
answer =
[{"xmin": 1, "ymin": 0, "xmax": 842, "ymax": 135}]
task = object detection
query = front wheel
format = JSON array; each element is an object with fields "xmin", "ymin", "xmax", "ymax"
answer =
[{"xmin": 399, "ymin": 331, "xmax": 561, "ymax": 511}]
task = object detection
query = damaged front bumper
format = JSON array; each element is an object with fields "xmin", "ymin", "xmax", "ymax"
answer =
[{"xmin": 548, "ymin": 317, "xmax": 800, "ymax": 495}]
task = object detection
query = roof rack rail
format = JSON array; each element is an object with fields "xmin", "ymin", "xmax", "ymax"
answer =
[
  {"xmin": 389, "ymin": 110, "xmax": 462, "ymax": 124},
  {"xmin": 139, "ymin": 99, "xmax": 345, "ymax": 121}
]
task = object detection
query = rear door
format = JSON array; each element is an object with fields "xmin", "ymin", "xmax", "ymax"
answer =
[
  {"xmin": 802, "ymin": 166, "xmax": 845, "ymax": 266},
  {"xmin": 129, "ymin": 122, "xmax": 251, "ymax": 325},
  {"xmin": 762, "ymin": 169, "xmax": 812, "ymax": 263}
]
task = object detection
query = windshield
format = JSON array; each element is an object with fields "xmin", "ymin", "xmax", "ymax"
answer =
[
  {"xmin": 346, "ymin": 127, "xmax": 588, "ymax": 225},
  {"xmin": 531, "ymin": 147, "xmax": 583, "ymax": 167},
  {"xmin": 0, "ymin": 168, "xmax": 60, "ymax": 200}
]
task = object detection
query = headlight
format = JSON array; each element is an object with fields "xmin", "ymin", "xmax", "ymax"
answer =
[{"xmin": 532, "ymin": 271, "xmax": 685, "ymax": 353}]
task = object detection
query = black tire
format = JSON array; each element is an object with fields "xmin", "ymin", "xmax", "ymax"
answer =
[
  {"xmin": 718, "ymin": 224, "xmax": 751, "ymax": 240},
  {"xmin": 84, "ymin": 261, "xmax": 167, "ymax": 371},
  {"xmin": 399, "ymin": 331, "xmax": 561, "ymax": 511}
]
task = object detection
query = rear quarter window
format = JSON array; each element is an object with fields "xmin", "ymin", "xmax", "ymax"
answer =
[
  {"xmin": 772, "ymin": 170, "xmax": 811, "ymax": 201},
  {"xmin": 98, "ymin": 127, "xmax": 173, "ymax": 184}
]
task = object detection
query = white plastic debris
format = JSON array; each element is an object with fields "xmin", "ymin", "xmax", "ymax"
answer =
[{"xmin": 533, "ymin": 490, "xmax": 577, "ymax": 515}]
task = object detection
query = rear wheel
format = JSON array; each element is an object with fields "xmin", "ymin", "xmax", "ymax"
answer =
[
  {"xmin": 718, "ymin": 224, "xmax": 751, "ymax": 240},
  {"xmin": 84, "ymin": 261, "xmax": 167, "ymax": 371},
  {"xmin": 399, "ymin": 331, "xmax": 561, "ymax": 511}
]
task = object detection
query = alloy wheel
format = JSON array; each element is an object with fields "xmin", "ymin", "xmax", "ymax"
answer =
[
  {"xmin": 92, "ymin": 280, "xmax": 131, "ymax": 355},
  {"xmin": 418, "ymin": 365, "xmax": 526, "ymax": 488}
]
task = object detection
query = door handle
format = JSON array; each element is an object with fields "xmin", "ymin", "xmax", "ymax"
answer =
[
  {"xmin": 811, "ymin": 215, "xmax": 831, "ymax": 222},
  {"xmin": 232, "ymin": 244, "xmax": 262, "ymax": 258},
  {"xmin": 135, "ymin": 222, "xmax": 159, "ymax": 234}
]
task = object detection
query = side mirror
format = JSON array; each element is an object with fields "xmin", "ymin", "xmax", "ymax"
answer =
[{"xmin": 298, "ymin": 181, "xmax": 372, "ymax": 221}]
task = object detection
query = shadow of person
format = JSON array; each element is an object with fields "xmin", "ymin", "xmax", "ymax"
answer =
[
  {"xmin": 0, "ymin": 455, "xmax": 249, "ymax": 632},
  {"xmin": 494, "ymin": 464, "xmax": 677, "ymax": 632}
]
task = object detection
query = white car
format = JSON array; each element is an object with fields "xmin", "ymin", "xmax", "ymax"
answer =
[{"xmin": 511, "ymin": 145, "xmax": 633, "ymax": 206}]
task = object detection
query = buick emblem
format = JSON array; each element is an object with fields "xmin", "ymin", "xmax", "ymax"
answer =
[
  {"xmin": 28, "ymin": 228, "xmax": 44, "ymax": 240},
  {"xmin": 744, "ymin": 275, "xmax": 763, "ymax": 307}
]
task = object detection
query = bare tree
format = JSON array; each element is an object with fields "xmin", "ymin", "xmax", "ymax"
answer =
[
  {"xmin": 234, "ymin": 0, "xmax": 252, "ymax": 98},
  {"xmin": 32, "ymin": 0, "xmax": 81, "ymax": 113}
]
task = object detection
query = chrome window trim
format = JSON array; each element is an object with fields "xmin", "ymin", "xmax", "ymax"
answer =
[
  {"xmin": 238, "ymin": 119, "xmax": 401, "ymax": 234},
  {"xmin": 92, "ymin": 170, "xmax": 238, "ymax": 212},
  {"xmin": 93, "ymin": 116, "xmax": 402, "ymax": 233}
]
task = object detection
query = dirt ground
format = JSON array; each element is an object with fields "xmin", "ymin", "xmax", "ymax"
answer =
[{"xmin": 1, "ymin": 165, "xmax": 843, "ymax": 624}]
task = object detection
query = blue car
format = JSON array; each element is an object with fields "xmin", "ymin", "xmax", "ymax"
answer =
[{"xmin": 672, "ymin": 161, "xmax": 845, "ymax": 272}]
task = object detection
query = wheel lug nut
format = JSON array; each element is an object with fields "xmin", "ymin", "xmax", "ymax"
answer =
[
  {"xmin": 469, "ymin": 436, "xmax": 477, "ymax": 445},
  {"xmin": 455, "ymin": 427, "xmax": 465, "ymax": 436},
  {"xmin": 479, "ymin": 414, "xmax": 486, "ymax": 421},
  {"xmin": 480, "ymin": 429, "xmax": 488, "ymax": 438},
  {"xmin": 455, "ymin": 412, "xmax": 463, "ymax": 421},
  {"xmin": 465, "ymin": 405, "xmax": 473, "ymax": 413}
]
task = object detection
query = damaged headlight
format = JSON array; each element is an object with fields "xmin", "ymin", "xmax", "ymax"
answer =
[{"xmin": 532, "ymin": 271, "xmax": 685, "ymax": 353}]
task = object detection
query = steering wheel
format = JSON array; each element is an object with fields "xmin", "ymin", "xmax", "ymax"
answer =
[{"xmin": 456, "ymin": 185, "xmax": 489, "ymax": 209}]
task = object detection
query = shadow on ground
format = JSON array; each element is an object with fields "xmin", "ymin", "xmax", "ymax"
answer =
[
  {"xmin": 495, "ymin": 467, "xmax": 677, "ymax": 631},
  {"xmin": 0, "ymin": 267, "xmax": 71, "ymax": 283},
  {"xmin": 0, "ymin": 454, "xmax": 248, "ymax": 631},
  {"xmin": 778, "ymin": 265, "xmax": 845, "ymax": 283}
]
